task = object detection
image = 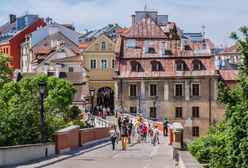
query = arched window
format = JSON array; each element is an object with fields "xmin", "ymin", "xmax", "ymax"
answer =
[{"xmin": 102, "ymin": 42, "xmax": 106, "ymax": 50}]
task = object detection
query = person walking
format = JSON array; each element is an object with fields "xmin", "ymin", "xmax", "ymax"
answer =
[
  {"xmin": 127, "ymin": 120, "xmax": 133, "ymax": 144},
  {"xmin": 141, "ymin": 123, "xmax": 148, "ymax": 142},
  {"xmin": 152, "ymin": 125, "xmax": 160, "ymax": 146},
  {"xmin": 163, "ymin": 118, "xmax": 169, "ymax": 136},
  {"xmin": 109, "ymin": 124, "xmax": 118, "ymax": 150},
  {"xmin": 120, "ymin": 123, "xmax": 128, "ymax": 150}
]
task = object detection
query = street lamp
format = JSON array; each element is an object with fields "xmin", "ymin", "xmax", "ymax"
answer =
[
  {"xmin": 151, "ymin": 96, "xmax": 158, "ymax": 120},
  {"xmin": 38, "ymin": 81, "xmax": 46, "ymax": 143},
  {"xmin": 89, "ymin": 88, "xmax": 96, "ymax": 115},
  {"xmin": 138, "ymin": 94, "xmax": 141, "ymax": 115}
]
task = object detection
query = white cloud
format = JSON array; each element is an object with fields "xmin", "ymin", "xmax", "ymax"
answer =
[{"xmin": 0, "ymin": 0, "xmax": 247, "ymax": 46}]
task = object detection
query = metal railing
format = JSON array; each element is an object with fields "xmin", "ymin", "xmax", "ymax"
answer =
[{"xmin": 87, "ymin": 113, "xmax": 110, "ymax": 128}]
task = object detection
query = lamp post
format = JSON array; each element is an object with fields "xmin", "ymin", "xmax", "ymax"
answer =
[
  {"xmin": 151, "ymin": 96, "xmax": 158, "ymax": 120},
  {"xmin": 89, "ymin": 88, "xmax": 96, "ymax": 115},
  {"xmin": 38, "ymin": 81, "xmax": 46, "ymax": 143},
  {"xmin": 138, "ymin": 94, "xmax": 141, "ymax": 115}
]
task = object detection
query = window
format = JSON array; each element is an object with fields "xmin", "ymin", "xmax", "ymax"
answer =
[
  {"xmin": 150, "ymin": 107, "xmax": 157, "ymax": 119},
  {"xmin": 193, "ymin": 63, "xmax": 201, "ymax": 71},
  {"xmin": 192, "ymin": 107, "xmax": 199, "ymax": 118},
  {"xmin": 130, "ymin": 107, "xmax": 137, "ymax": 114},
  {"xmin": 90, "ymin": 59, "xmax": 96, "ymax": 69},
  {"xmin": 112, "ymin": 59, "xmax": 115, "ymax": 69},
  {"xmin": 151, "ymin": 63, "xmax": 160, "ymax": 71},
  {"xmin": 131, "ymin": 63, "xmax": 139, "ymax": 72},
  {"xmin": 192, "ymin": 84, "xmax": 200, "ymax": 96},
  {"xmin": 176, "ymin": 63, "xmax": 184, "ymax": 71},
  {"xmin": 6, "ymin": 48, "xmax": 8, "ymax": 54},
  {"xmin": 68, "ymin": 67, "xmax": 74, "ymax": 72},
  {"xmin": 101, "ymin": 59, "xmax": 107, "ymax": 69},
  {"xmin": 175, "ymin": 84, "xmax": 183, "ymax": 96},
  {"xmin": 150, "ymin": 84, "xmax": 157, "ymax": 97},
  {"xmin": 175, "ymin": 107, "xmax": 182, "ymax": 118},
  {"xmin": 192, "ymin": 126, "xmax": 199, "ymax": 137},
  {"xmin": 127, "ymin": 39, "xmax": 136, "ymax": 48},
  {"xmin": 102, "ymin": 42, "xmax": 106, "ymax": 50},
  {"xmin": 148, "ymin": 47, "xmax": 156, "ymax": 54},
  {"xmin": 129, "ymin": 84, "xmax": 137, "ymax": 97}
]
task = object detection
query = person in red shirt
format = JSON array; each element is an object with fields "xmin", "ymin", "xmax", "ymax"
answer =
[
  {"xmin": 141, "ymin": 123, "xmax": 148, "ymax": 142},
  {"xmin": 137, "ymin": 115, "xmax": 143, "ymax": 123}
]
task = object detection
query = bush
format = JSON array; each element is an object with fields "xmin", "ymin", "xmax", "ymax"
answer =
[
  {"xmin": 72, "ymin": 119, "xmax": 86, "ymax": 129},
  {"xmin": 67, "ymin": 105, "xmax": 81, "ymax": 119}
]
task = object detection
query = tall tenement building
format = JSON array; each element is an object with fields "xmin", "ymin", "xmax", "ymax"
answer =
[{"xmin": 114, "ymin": 11, "xmax": 225, "ymax": 139}]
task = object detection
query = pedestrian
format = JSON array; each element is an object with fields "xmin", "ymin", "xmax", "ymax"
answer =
[
  {"xmin": 137, "ymin": 114, "xmax": 143, "ymax": 123},
  {"xmin": 141, "ymin": 123, "xmax": 148, "ymax": 142},
  {"xmin": 152, "ymin": 124, "xmax": 160, "ymax": 146},
  {"xmin": 163, "ymin": 118, "xmax": 169, "ymax": 136},
  {"xmin": 127, "ymin": 120, "xmax": 133, "ymax": 143},
  {"xmin": 117, "ymin": 115, "xmax": 122, "ymax": 132},
  {"xmin": 102, "ymin": 107, "xmax": 107, "ymax": 119},
  {"xmin": 109, "ymin": 124, "xmax": 118, "ymax": 150},
  {"xmin": 120, "ymin": 123, "xmax": 128, "ymax": 150},
  {"xmin": 107, "ymin": 106, "xmax": 111, "ymax": 116}
]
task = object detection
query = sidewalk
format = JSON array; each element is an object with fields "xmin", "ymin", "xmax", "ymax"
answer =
[{"xmin": 15, "ymin": 138, "xmax": 111, "ymax": 168}]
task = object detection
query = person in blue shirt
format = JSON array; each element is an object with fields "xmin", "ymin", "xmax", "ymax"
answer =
[{"xmin": 163, "ymin": 118, "xmax": 169, "ymax": 136}]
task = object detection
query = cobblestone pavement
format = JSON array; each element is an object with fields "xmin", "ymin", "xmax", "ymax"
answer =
[{"xmin": 44, "ymin": 135, "xmax": 175, "ymax": 168}]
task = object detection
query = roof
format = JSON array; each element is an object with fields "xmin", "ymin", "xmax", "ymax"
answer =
[
  {"xmin": 51, "ymin": 55, "xmax": 82, "ymax": 63},
  {"xmin": 32, "ymin": 31, "xmax": 79, "ymax": 54},
  {"xmin": 115, "ymin": 57, "xmax": 216, "ymax": 79},
  {"xmin": 79, "ymin": 42, "xmax": 91, "ymax": 49},
  {"xmin": 222, "ymin": 44, "xmax": 239, "ymax": 53},
  {"xmin": 125, "ymin": 13, "xmax": 167, "ymax": 39},
  {"xmin": 219, "ymin": 70, "xmax": 239, "ymax": 81}
]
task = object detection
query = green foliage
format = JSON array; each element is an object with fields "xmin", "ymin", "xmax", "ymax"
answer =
[
  {"xmin": 0, "ymin": 54, "xmax": 12, "ymax": 88},
  {"xmin": 67, "ymin": 105, "xmax": 81, "ymax": 119},
  {"xmin": 0, "ymin": 73, "xmax": 76, "ymax": 146},
  {"xmin": 190, "ymin": 26, "xmax": 248, "ymax": 168},
  {"xmin": 188, "ymin": 122, "xmax": 231, "ymax": 168},
  {"xmin": 72, "ymin": 119, "xmax": 86, "ymax": 129}
]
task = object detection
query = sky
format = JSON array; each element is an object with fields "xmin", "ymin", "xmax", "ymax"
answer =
[{"xmin": 0, "ymin": 0, "xmax": 247, "ymax": 47}]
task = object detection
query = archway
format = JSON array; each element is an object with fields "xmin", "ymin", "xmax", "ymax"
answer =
[{"xmin": 96, "ymin": 87, "xmax": 114, "ymax": 114}]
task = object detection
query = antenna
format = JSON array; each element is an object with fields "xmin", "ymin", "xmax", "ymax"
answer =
[
  {"xmin": 144, "ymin": 4, "xmax": 147, "ymax": 11},
  {"xmin": 201, "ymin": 24, "xmax": 206, "ymax": 38}
]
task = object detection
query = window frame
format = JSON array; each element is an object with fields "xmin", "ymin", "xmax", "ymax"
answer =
[
  {"xmin": 192, "ymin": 126, "xmax": 199, "ymax": 137},
  {"xmin": 112, "ymin": 59, "xmax": 115, "ymax": 69},
  {"xmin": 130, "ymin": 107, "xmax": 137, "ymax": 114},
  {"xmin": 149, "ymin": 84, "xmax": 157, "ymax": 97},
  {"xmin": 175, "ymin": 107, "xmax": 183, "ymax": 118},
  {"xmin": 174, "ymin": 83, "xmax": 184, "ymax": 97},
  {"xmin": 100, "ymin": 59, "xmax": 108, "ymax": 69},
  {"xmin": 151, "ymin": 63, "xmax": 160, "ymax": 71},
  {"xmin": 129, "ymin": 84, "xmax": 137, "ymax": 97},
  {"xmin": 192, "ymin": 106, "xmax": 199, "ymax": 118},
  {"xmin": 68, "ymin": 67, "xmax": 74, "ymax": 72},
  {"xmin": 89, "ymin": 58, "xmax": 97, "ymax": 69},
  {"xmin": 101, "ymin": 41, "xmax": 106, "ymax": 50},
  {"xmin": 192, "ymin": 83, "xmax": 200, "ymax": 96},
  {"xmin": 176, "ymin": 62, "xmax": 184, "ymax": 71},
  {"xmin": 150, "ymin": 107, "xmax": 157, "ymax": 119}
]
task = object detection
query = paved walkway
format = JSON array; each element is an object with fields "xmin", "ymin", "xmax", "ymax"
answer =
[
  {"xmin": 43, "ymin": 135, "xmax": 175, "ymax": 168},
  {"xmin": 17, "ymin": 115, "xmax": 176, "ymax": 168}
]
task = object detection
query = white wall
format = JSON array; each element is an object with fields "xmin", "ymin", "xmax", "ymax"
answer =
[{"xmin": 0, "ymin": 143, "xmax": 55, "ymax": 167}]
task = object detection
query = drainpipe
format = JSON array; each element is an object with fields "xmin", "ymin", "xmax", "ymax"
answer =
[
  {"xmin": 209, "ymin": 77, "xmax": 212, "ymax": 126},
  {"xmin": 120, "ymin": 78, "xmax": 123, "ymax": 109}
]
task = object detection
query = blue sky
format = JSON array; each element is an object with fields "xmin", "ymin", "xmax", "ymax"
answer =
[{"xmin": 0, "ymin": 0, "xmax": 247, "ymax": 46}]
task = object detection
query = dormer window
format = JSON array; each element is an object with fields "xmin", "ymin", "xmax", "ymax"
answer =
[
  {"xmin": 148, "ymin": 47, "xmax": 156, "ymax": 54},
  {"xmin": 192, "ymin": 59, "xmax": 202, "ymax": 71},
  {"xmin": 175, "ymin": 60, "xmax": 185, "ymax": 71},
  {"xmin": 101, "ymin": 42, "xmax": 106, "ymax": 50},
  {"xmin": 131, "ymin": 61, "xmax": 142, "ymax": 72},
  {"xmin": 151, "ymin": 60, "xmax": 163, "ymax": 71}
]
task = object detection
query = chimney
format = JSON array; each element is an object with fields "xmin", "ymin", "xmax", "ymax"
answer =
[
  {"xmin": 9, "ymin": 14, "xmax": 16, "ymax": 24},
  {"xmin": 131, "ymin": 15, "xmax": 135, "ymax": 27}
]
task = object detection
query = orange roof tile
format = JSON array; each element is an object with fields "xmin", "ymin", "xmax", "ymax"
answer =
[{"xmin": 79, "ymin": 42, "xmax": 91, "ymax": 49}]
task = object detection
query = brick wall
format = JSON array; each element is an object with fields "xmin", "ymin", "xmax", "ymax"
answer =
[{"xmin": 53, "ymin": 126, "xmax": 110, "ymax": 154}]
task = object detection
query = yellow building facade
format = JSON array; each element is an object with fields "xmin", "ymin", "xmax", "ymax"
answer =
[{"xmin": 82, "ymin": 34, "xmax": 116, "ymax": 112}]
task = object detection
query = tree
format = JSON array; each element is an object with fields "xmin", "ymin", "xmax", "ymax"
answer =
[
  {"xmin": 189, "ymin": 26, "xmax": 248, "ymax": 168},
  {"xmin": 0, "ymin": 73, "xmax": 76, "ymax": 146},
  {"xmin": 0, "ymin": 54, "xmax": 12, "ymax": 88}
]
